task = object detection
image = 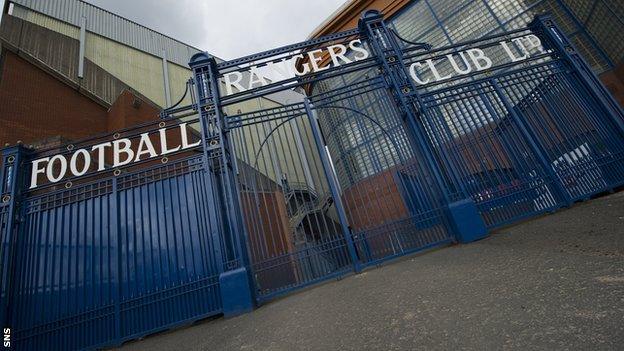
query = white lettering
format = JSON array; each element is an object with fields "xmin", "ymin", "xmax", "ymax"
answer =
[
  {"xmin": 523, "ymin": 34, "xmax": 543, "ymax": 53},
  {"xmin": 293, "ymin": 54, "xmax": 310, "ymax": 76},
  {"xmin": 307, "ymin": 49, "xmax": 330, "ymax": 72},
  {"xmin": 466, "ymin": 48, "xmax": 492, "ymax": 71},
  {"xmin": 248, "ymin": 66, "xmax": 268, "ymax": 89},
  {"xmin": 267, "ymin": 58, "xmax": 294, "ymax": 81},
  {"xmin": 135, "ymin": 133, "xmax": 158, "ymax": 161},
  {"xmin": 500, "ymin": 40, "xmax": 529, "ymax": 62},
  {"xmin": 327, "ymin": 44, "xmax": 352, "ymax": 67},
  {"xmin": 112, "ymin": 139, "xmax": 134, "ymax": 167},
  {"xmin": 47, "ymin": 155, "xmax": 67, "ymax": 183},
  {"xmin": 69, "ymin": 149, "xmax": 91, "ymax": 176},
  {"xmin": 223, "ymin": 71, "xmax": 245, "ymax": 95},
  {"xmin": 159, "ymin": 128, "xmax": 181, "ymax": 155},
  {"xmin": 180, "ymin": 123, "xmax": 201, "ymax": 149},
  {"xmin": 30, "ymin": 157, "xmax": 49, "ymax": 189},
  {"xmin": 91, "ymin": 142, "xmax": 111, "ymax": 171},
  {"xmin": 409, "ymin": 62, "xmax": 430, "ymax": 85},
  {"xmin": 447, "ymin": 52, "xmax": 472, "ymax": 75},
  {"xmin": 349, "ymin": 39, "xmax": 369, "ymax": 61},
  {"xmin": 425, "ymin": 59, "xmax": 452, "ymax": 81},
  {"xmin": 3, "ymin": 327, "xmax": 9, "ymax": 348}
]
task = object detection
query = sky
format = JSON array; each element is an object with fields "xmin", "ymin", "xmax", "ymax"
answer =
[{"xmin": 82, "ymin": 0, "xmax": 348, "ymax": 60}]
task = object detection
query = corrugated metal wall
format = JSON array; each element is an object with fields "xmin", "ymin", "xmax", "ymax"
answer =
[
  {"xmin": 83, "ymin": 32, "xmax": 167, "ymax": 106},
  {"xmin": 0, "ymin": 14, "xmax": 128, "ymax": 106},
  {"xmin": 10, "ymin": 0, "xmax": 201, "ymax": 67}
]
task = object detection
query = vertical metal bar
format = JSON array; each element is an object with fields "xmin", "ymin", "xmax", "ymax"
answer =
[
  {"xmin": 304, "ymin": 99, "xmax": 361, "ymax": 272},
  {"xmin": 78, "ymin": 16, "xmax": 86, "ymax": 79},
  {"xmin": 189, "ymin": 53, "xmax": 256, "ymax": 312},
  {"xmin": 359, "ymin": 10, "xmax": 459, "ymax": 202},
  {"xmin": 208, "ymin": 67, "xmax": 250, "ymax": 271},
  {"xmin": 111, "ymin": 176, "xmax": 122, "ymax": 345},
  {"xmin": 531, "ymin": 15, "xmax": 624, "ymax": 136},
  {"xmin": 189, "ymin": 60, "xmax": 224, "ymax": 273},
  {"xmin": 290, "ymin": 118, "xmax": 316, "ymax": 191},
  {"xmin": 491, "ymin": 79, "xmax": 571, "ymax": 206},
  {"xmin": 554, "ymin": 0, "xmax": 614, "ymax": 69},
  {"xmin": 162, "ymin": 49, "xmax": 172, "ymax": 107},
  {"xmin": 0, "ymin": 145, "xmax": 28, "ymax": 331}
]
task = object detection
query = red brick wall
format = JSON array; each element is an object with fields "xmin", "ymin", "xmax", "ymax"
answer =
[
  {"xmin": 342, "ymin": 167, "xmax": 409, "ymax": 232},
  {"xmin": 107, "ymin": 90, "xmax": 160, "ymax": 132},
  {"xmin": 0, "ymin": 51, "xmax": 161, "ymax": 149},
  {"xmin": 600, "ymin": 62, "xmax": 624, "ymax": 109},
  {"xmin": 240, "ymin": 190, "xmax": 298, "ymax": 292},
  {"xmin": 0, "ymin": 51, "xmax": 108, "ymax": 147}
]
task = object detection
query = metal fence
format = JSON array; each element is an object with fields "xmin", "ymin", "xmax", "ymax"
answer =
[
  {"xmin": 0, "ymin": 118, "xmax": 225, "ymax": 350},
  {"xmin": 0, "ymin": 11, "xmax": 623, "ymax": 351}
]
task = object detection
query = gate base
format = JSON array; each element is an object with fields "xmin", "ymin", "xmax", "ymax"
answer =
[
  {"xmin": 447, "ymin": 199, "xmax": 488, "ymax": 243},
  {"xmin": 219, "ymin": 268, "xmax": 255, "ymax": 317}
]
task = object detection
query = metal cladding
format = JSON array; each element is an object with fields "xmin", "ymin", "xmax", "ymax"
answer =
[{"xmin": 10, "ymin": 0, "xmax": 202, "ymax": 66}]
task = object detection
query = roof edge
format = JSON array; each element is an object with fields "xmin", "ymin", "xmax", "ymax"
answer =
[{"xmin": 307, "ymin": 0, "xmax": 410, "ymax": 39}]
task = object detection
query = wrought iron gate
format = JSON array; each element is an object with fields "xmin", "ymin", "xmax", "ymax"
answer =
[
  {"xmin": 0, "ymin": 11, "xmax": 623, "ymax": 351},
  {"xmin": 409, "ymin": 16, "xmax": 624, "ymax": 228},
  {"xmin": 0, "ymin": 119, "xmax": 225, "ymax": 350}
]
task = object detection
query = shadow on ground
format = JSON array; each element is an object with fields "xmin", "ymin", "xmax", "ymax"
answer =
[{"xmin": 116, "ymin": 192, "xmax": 624, "ymax": 350}]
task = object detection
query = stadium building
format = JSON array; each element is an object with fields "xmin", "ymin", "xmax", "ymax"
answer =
[
  {"xmin": 306, "ymin": 0, "xmax": 624, "ymax": 229},
  {"xmin": 310, "ymin": 0, "xmax": 623, "ymax": 99},
  {"xmin": 0, "ymin": 0, "xmax": 299, "ymax": 150},
  {"xmin": 0, "ymin": 1, "xmax": 623, "ymax": 350}
]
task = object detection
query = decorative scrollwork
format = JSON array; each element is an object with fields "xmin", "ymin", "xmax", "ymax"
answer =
[{"xmin": 390, "ymin": 29, "xmax": 432, "ymax": 51}]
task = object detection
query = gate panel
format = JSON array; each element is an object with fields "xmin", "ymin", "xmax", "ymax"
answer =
[
  {"xmin": 420, "ymin": 78, "xmax": 564, "ymax": 227},
  {"xmin": 401, "ymin": 19, "xmax": 624, "ymax": 229},
  {"xmin": 12, "ymin": 181, "xmax": 118, "ymax": 350},
  {"xmin": 116, "ymin": 158, "xmax": 222, "ymax": 339},
  {"xmin": 497, "ymin": 67, "xmax": 624, "ymax": 200},
  {"xmin": 7, "ymin": 115, "xmax": 225, "ymax": 350},
  {"xmin": 313, "ymin": 72, "xmax": 454, "ymax": 266},
  {"xmin": 231, "ymin": 107, "xmax": 353, "ymax": 300}
]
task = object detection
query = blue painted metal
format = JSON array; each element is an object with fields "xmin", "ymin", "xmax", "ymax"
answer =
[
  {"xmin": 531, "ymin": 15, "xmax": 624, "ymax": 136},
  {"xmin": 0, "ymin": 145, "xmax": 29, "ymax": 334},
  {"xmin": 0, "ymin": 123, "xmax": 224, "ymax": 350},
  {"xmin": 447, "ymin": 199, "xmax": 488, "ymax": 243},
  {"xmin": 304, "ymin": 99, "xmax": 361, "ymax": 272},
  {"xmin": 0, "ymin": 9, "xmax": 623, "ymax": 351},
  {"xmin": 188, "ymin": 52, "xmax": 257, "ymax": 307},
  {"xmin": 219, "ymin": 267, "xmax": 254, "ymax": 317}
]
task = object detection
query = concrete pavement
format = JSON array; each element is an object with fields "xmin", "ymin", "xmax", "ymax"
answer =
[{"xmin": 116, "ymin": 191, "xmax": 624, "ymax": 350}]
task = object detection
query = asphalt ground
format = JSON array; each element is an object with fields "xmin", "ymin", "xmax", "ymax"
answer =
[{"xmin": 116, "ymin": 191, "xmax": 624, "ymax": 350}]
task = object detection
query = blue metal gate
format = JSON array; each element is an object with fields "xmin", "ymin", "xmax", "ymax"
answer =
[
  {"xmin": 409, "ymin": 16, "xmax": 624, "ymax": 228},
  {"xmin": 1, "ymin": 119, "xmax": 225, "ymax": 350},
  {"xmin": 0, "ymin": 11, "xmax": 623, "ymax": 351}
]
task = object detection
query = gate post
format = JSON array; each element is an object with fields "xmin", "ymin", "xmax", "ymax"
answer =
[
  {"xmin": 530, "ymin": 15, "xmax": 624, "ymax": 136},
  {"xmin": 304, "ymin": 99, "xmax": 362, "ymax": 272},
  {"xmin": 358, "ymin": 10, "xmax": 487, "ymax": 243},
  {"xmin": 189, "ymin": 53, "xmax": 255, "ymax": 317},
  {"xmin": 0, "ymin": 144, "xmax": 29, "ymax": 331}
]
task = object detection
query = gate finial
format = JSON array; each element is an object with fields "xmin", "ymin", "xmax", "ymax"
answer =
[
  {"xmin": 358, "ymin": 9, "xmax": 383, "ymax": 34},
  {"xmin": 189, "ymin": 51, "xmax": 214, "ymax": 68}
]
